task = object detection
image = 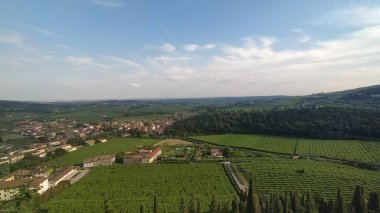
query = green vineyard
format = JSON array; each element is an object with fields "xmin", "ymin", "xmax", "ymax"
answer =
[
  {"xmin": 237, "ymin": 157, "xmax": 380, "ymax": 200},
  {"xmin": 43, "ymin": 163, "xmax": 236, "ymax": 212},
  {"xmin": 192, "ymin": 134, "xmax": 380, "ymax": 164}
]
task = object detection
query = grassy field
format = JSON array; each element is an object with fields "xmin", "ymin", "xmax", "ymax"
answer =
[
  {"xmin": 192, "ymin": 134, "xmax": 380, "ymax": 164},
  {"xmin": 237, "ymin": 157, "xmax": 380, "ymax": 200},
  {"xmin": 44, "ymin": 138, "xmax": 159, "ymax": 166},
  {"xmin": 43, "ymin": 163, "xmax": 236, "ymax": 212},
  {"xmin": 0, "ymin": 132, "xmax": 26, "ymax": 141}
]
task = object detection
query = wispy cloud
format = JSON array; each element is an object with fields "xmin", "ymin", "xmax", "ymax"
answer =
[
  {"xmin": 90, "ymin": 0, "xmax": 123, "ymax": 7},
  {"xmin": 164, "ymin": 67, "xmax": 194, "ymax": 81},
  {"xmin": 183, "ymin": 43, "xmax": 215, "ymax": 52},
  {"xmin": 27, "ymin": 26, "xmax": 60, "ymax": 37},
  {"xmin": 153, "ymin": 56, "xmax": 191, "ymax": 62},
  {"xmin": 159, "ymin": 43, "xmax": 176, "ymax": 52},
  {"xmin": 130, "ymin": 83, "xmax": 141, "ymax": 88},
  {"xmin": 315, "ymin": 5, "xmax": 380, "ymax": 27},
  {"xmin": 102, "ymin": 55, "xmax": 145, "ymax": 70},
  {"xmin": 65, "ymin": 56, "xmax": 109, "ymax": 69},
  {"xmin": 0, "ymin": 30, "xmax": 25, "ymax": 47}
]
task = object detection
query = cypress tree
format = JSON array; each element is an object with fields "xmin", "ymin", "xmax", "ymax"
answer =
[
  {"xmin": 232, "ymin": 197, "xmax": 240, "ymax": 213},
  {"xmin": 368, "ymin": 192, "xmax": 380, "ymax": 212},
  {"xmin": 104, "ymin": 197, "xmax": 112, "ymax": 213},
  {"xmin": 180, "ymin": 198, "xmax": 188, "ymax": 213},
  {"xmin": 290, "ymin": 191, "xmax": 300, "ymax": 213},
  {"xmin": 246, "ymin": 176, "xmax": 254, "ymax": 213},
  {"xmin": 196, "ymin": 197, "xmax": 201, "ymax": 213},
  {"xmin": 153, "ymin": 195, "xmax": 159, "ymax": 213},
  {"xmin": 209, "ymin": 195, "xmax": 218, "ymax": 213},
  {"xmin": 283, "ymin": 191, "xmax": 289, "ymax": 213},
  {"xmin": 306, "ymin": 191, "xmax": 313, "ymax": 213},
  {"xmin": 140, "ymin": 205, "xmax": 144, "ymax": 213},
  {"xmin": 335, "ymin": 188, "xmax": 344, "ymax": 213},
  {"xmin": 351, "ymin": 186, "xmax": 365, "ymax": 213},
  {"xmin": 253, "ymin": 192, "xmax": 262, "ymax": 213},
  {"xmin": 189, "ymin": 194, "xmax": 197, "ymax": 213}
]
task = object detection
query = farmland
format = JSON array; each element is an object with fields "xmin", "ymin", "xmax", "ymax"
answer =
[
  {"xmin": 43, "ymin": 163, "xmax": 236, "ymax": 212},
  {"xmin": 192, "ymin": 134, "xmax": 380, "ymax": 164},
  {"xmin": 44, "ymin": 138, "xmax": 159, "ymax": 166},
  {"xmin": 237, "ymin": 157, "xmax": 380, "ymax": 200}
]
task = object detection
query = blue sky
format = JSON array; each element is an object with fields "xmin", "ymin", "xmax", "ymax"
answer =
[{"xmin": 1, "ymin": 0, "xmax": 380, "ymax": 100}]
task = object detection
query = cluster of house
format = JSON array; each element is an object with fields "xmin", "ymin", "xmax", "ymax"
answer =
[
  {"xmin": 0, "ymin": 166, "xmax": 78, "ymax": 201},
  {"xmin": 83, "ymin": 155, "xmax": 115, "ymax": 168},
  {"xmin": 210, "ymin": 148, "xmax": 223, "ymax": 158},
  {"xmin": 123, "ymin": 147, "xmax": 162, "ymax": 164},
  {"xmin": 0, "ymin": 141, "xmax": 77, "ymax": 165},
  {"xmin": 121, "ymin": 120, "xmax": 174, "ymax": 135}
]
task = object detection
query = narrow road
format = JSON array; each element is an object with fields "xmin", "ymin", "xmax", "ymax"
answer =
[
  {"xmin": 70, "ymin": 169, "xmax": 90, "ymax": 184},
  {"xmin": 222, "ymin": 161, "xmax": 247, "ymax": 193}
]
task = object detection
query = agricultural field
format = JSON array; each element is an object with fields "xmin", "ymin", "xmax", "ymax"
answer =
[
  {"xmin": 237, "ymin": 157, "xmax": 380, "ymax": 200},
  {"xmin": 192, "ymin": 134, "xmax": 380, "ymax": 164},
  {"xmin": 44, "ymin": 138, "xmax": 159, "ymax": 167},
  {"xmin": 192, "ymin": 134, "xmax": 297, "ymax": 154},
  {"xmin": 43, "ymin": 163, "xmax": 236, "ymax": 212},
  {"xmin": 155, "ymin": 138, "xmax": 193, "ymax": 146},
  {"xmin": 297, "ymin": 139, "xmax": 380, "ymax": 164}
]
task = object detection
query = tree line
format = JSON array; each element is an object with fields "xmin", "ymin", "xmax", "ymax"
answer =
[
  {"xmin": 165, "ymin": 106, "xmax": 380, "ymax": 140},
  {"xmin": 103, "ymin": 180, "xmax": 379, "ymax": 213}
]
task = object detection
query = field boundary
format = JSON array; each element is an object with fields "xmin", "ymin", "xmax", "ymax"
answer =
[{"xmin": 187, "ymin": 137, "xmax": 380, "ymax": 170}]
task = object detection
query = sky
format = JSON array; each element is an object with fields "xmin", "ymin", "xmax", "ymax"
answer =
[{"xmin": 0, "ymin": 0, "xmax": 380, "ymax": 101}]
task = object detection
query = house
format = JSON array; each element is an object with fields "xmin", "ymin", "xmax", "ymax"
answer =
[
  {"xmin": 0, "ymin": 170, "xmax": 31, "ymax": 182},
  {"xmin": 123, "ymin": 154, "xmax": 144, "ymax": 164},
  {"xmin": 142, "ymin": 148, "xmax": 161, "ymax": 163},
  {"xmin": 210, "ymin": 148, "xmax": 223, "ymax": 158},
  {"xmin": 83, "ymin": 155, "xmax": 115, "ymax": 168},
  {"xmin": 123, "ymin": 147, "xmax": 161, "ymax": 164},
  {"xmin": 59, "ymin": 144, "xmax": 72, "ymax": 151},
  {"xmin": 48, "ymin": 141, "xmax": 61, "ymax": 147},
  {"xmin": 0, "ymin": 177, "xmax": 48, "ymax": 201},
  {"xmin": 8, "ymin": 153, "xmax": 25, "ymax": 164},
  {"xmin": 98, "ymin": 138, "xmax": 107, "ymax": 143},
  {"xmin": 29, "ymin": 177, "xmax": 49, "ymax": 195},
  {"xmin": 0, "ymin": 179, "xmax": 28, "ymax": 201},
  {"xmin": 31, "ymin": 167, "xmax": 53, "ymax": 178},
  {"xmin": 48, "ymin": 166, "xmax": 78, "ymax": 188},
  {"xmin": 85, "ymin": 140, "xmax": 95, "ymax": 146},
  {"xmin": 0, "ymin": 159, "xmax": 9, "ymax": 165}
]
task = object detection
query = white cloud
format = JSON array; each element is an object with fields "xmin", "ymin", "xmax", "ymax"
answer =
[
  {"xmin": 27, "ymin": 26, "xmax": 60, "ymax": 37},
  {"xmin": 159, "ymin": 43, "xmax": 176, "ymax": 52},
  {"xmin": 316, "ymin": 6, "xmax": 380, "ymax": 27},
  {"xmin": 65, "ymin": 56, "xmax": 109, "ymax": 69},
  {"xmin": 90, "ymin": 0, "xmax": 123, "ymax": 7},
  {"xmin": 0, "ymin": 30, "xmax": 25, "ymax": 47},
  {"xmin": 164, "ymin": 67, "xmax": 194, "ymax": 81},
  {"xmin": 183, "ymin": 44, "xmax": 199, "ymax": 52},
  {"xmin": 183, "ymin": 43, "xmax": 216, "ymax": 52},
  {"xmin": 300, "ymin": 36, "xmax": 311, "ymax": 43},
  {"xmin": 102, "ymin": 55, "xmax": 145, "ymax": 69},
  {"xmin": 153, "ymin": 56, "xmax": 191, "ymax": 62},
  {"xmin": 131, "ymin": 83, "xmax": 141, "ymax": 88}
]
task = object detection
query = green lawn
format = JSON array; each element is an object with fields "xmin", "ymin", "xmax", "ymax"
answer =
[
  {"xmin": 43, "ymin": 163, "xmax": 236, "ymax": 212},
  {"xmin": 237, "ymin": 157, "xmax": 380, "ymax": 200},
  {"xmin": 192, "ymin": 134, "xmax": 380, "ymax": 164},
  {"xmin": 44, "ymin": 138, "xmax": 159, "ymax": 166}
]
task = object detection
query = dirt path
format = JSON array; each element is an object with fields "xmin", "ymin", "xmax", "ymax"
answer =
[
  {"xmin": 70, "ymin": 169, "xmax": 90, "ymax": 184},
  {"xmin": 222, "ymin": 161, "xmax": 247, "ymax": 193}
]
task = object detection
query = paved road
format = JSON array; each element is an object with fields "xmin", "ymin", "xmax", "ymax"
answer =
[
  {"xmin": 222, "ymin": 162, "xmax": 247, "ymax": 193},
  {"xmin": 70, "ymin": 169, "xmax": 90, "ymax": 184}
]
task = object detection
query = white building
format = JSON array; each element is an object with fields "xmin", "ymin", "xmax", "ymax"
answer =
[{"xmin": 48, "ymin": 166, "xmax": 78, "ymax": 188}]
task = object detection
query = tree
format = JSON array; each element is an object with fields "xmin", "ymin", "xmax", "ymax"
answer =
[
  {"xmin": 368, "ymin": 192, "xmax": 380, "ymax": 212},
  {"xmin": 179, "ymin": 198, "xmax": 188, "ymax": 213},
  {"xmin": 335, "ymin": 188, "xmax": 344, "ymax": 213},
  {"xmin": 153, "ymin": 195, "xmax": 159, "ymax": 213},
  {"xmin": 140, "ymin": 205, "xmax": 145, "ymax": 213},
  {"xmin": 232, "ymin": 197, "xmax": 240, "ymax": 213},
  {"xmin": 0, "ymin": 136, "xmax": 3, "ymax": 143},
  {"xmin": 247, "ymin": 176, "xmax": 254, "ymax": 213},
  {"xmin": 209, "ymin": 195, "xmax": 218, "ymax": 213},
  {"xmin": 196, "ymin": 197, "xmax": 201, "ymax": 213},
  {"xmin": 351, "ymin": 186, "xmax": 366, "ymax": 213},
  {"xmin": 189, "ymin": 194, "xmax": 197, "ymax": 213},
  {"xmin": 104, "ymin": 197, "xmax": 112, "ymax": 213}
]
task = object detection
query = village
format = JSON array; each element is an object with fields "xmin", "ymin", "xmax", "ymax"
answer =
[
  {"xmin": 0, "ymin": 136, "xmax": 225, "ymax": 201},
  {"xmin": 0, "ymin": 118, "xmax": 174, "ymax": 165}
]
